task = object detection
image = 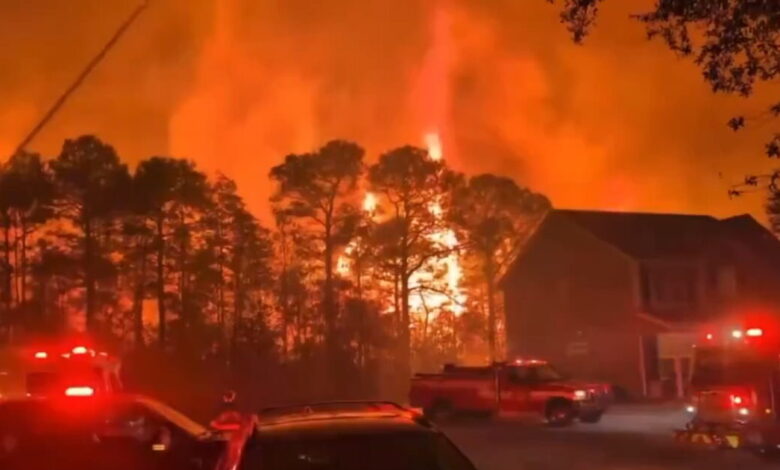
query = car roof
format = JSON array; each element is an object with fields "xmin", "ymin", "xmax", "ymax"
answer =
[
  {"xmin": 255, "ymin": 410, "xmax": 436, "ymax": 439},
  {"xmin": 0, "ymin": 393, "xmax": 149, "ymax": 408}
]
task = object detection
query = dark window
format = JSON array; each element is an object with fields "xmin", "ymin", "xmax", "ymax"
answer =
[
  {"xmin": 645, "ymin": 265, "xmax": 699, "ymax": 309},
  {"xmin": 241, "ymin": 432, "xmax": 476, "ymax": 470},
  {"xmin": 692, "ymin": 347, "xmax": 770, "ymax": 386},
  {"xmin": 530, "ymin": 364, "xmax": 565, "ymax": 382},
  {"xmin": 506, "ymin": 366, "xmax": 531, "ymax": 383}
]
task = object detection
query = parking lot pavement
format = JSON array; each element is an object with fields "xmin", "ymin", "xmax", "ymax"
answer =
[{"xmin": 441, "ymin": 404, "xmax": 775, "ymax": 470}]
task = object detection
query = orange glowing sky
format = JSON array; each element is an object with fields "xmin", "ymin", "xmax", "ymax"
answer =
[{"xmin": 0, "ymin": 0, "xmax": 776, "ymax": 222}]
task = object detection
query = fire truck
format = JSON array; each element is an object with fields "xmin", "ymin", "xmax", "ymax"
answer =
[
  {"xmin": 676, "ymin": 322, "xmax": 780, "ymax": 456},
  {"xmin": 409, "ymin": 360, "xmax": 611, "ymax": 426},
  {"xmin": 0, "ymin": 340, "xmax": 122, "ymax": 400}
]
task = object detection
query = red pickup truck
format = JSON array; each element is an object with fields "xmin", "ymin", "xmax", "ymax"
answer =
[{"xmin": 409, "ymin": 360, "xmax": 610, "ymax": 426}]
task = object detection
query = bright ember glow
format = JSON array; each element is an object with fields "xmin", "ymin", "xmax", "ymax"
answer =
[
  {"xmin": 363, "ymin": 192, "xmax": 377, "ymax": 213},
  {"xmin": 424, "ymin": 132, "xmax": 443, "ymax": 161},
  {"xmin": 65, "ymin": 386, "xmax": 94, "ymax": 397}
]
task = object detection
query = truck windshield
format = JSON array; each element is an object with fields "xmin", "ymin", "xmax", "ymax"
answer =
[
  {"xmin": 692, "ymin": 347, "xmax": 771, "ymax": 386},
  {"xmin": 531, "ymin": 364, "xmax": 565, "ymax": 382}
]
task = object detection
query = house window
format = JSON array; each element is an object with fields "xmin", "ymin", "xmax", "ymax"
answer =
[
  {"xmin": 644, "ymin": 265, "xmax": 699, "ymax": 308},
  {"xmin": 715, "ymin": 266, "xmax": 737, "ymax": 298}
]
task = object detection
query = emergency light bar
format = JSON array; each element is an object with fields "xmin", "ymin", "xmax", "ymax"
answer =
[
  {"xmin": 65, "ymin": 386, "xmax": 95, "ymax": 397},
  {"xmin": 71, "ymin": 346, "xmax": 89, "ymax": 355}
]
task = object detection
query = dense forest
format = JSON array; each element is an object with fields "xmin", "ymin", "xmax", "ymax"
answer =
[{"xmin": 0, "ymin": 135, "xmax": 549, "ymax": 400}]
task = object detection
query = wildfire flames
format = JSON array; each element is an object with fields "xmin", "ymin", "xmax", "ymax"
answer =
[
  {"xmin": 409, "ymin": 132, "xmax": 466, "ymax": 318},
  {"xmin": 337, "ymin": 132, "xmax": 466, "ymax": 321}
]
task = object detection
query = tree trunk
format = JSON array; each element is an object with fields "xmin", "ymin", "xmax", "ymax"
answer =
[
  {"xmin": 178, "ymin": 210, "xmax": 188, "ymax": 330},
  {"xmin": 20, "ymin": 218, "xmax": 27, "ymax": 305},
  {"xmin": 84, "ymin": 217, "xmax": 95, "ymax": 331},
  {"xmin": 216, "ymin": 219, "xmax": 225, "ymax": 336},
  {"xmin": 323, "ymin": 220, "xmax": 337, "ymax": 392},
  {"xmin": 133, "ymin": 240, "xmax": 147, "ymax": 348},
  {"xmin": 1, "ymin": 215, "xmax": 11, "ymax": 340},
  {"xmin": 485, "ymin": 257, "xmax": 497, "ymax": 361},
  {"xmin": 399, "ymin": 268, "xmax": 412, "ymax": 386},
  {"xmin": 156, "ymin": 214, "xmax": 166, "ymax": 347},
  {"xmin": 231, "ymin": 265, "xmax": 243, "ymax": 370}
]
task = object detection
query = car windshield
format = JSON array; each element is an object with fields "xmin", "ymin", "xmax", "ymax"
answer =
[{"xmin": 242, "ymin": 432, "xmax": 474, "ymax": 470}]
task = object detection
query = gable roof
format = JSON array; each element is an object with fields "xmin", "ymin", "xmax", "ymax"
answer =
[
  {"xmin": 553, "ymin": 209, "xmax": 726, "ymax": 259},
  {"xmin": 719, "ymin": 214, "xmax": 780, "ymax": 268}
]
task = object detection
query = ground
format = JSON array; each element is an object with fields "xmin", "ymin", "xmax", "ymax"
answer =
[{"xmin": 443, "ymin": 404, "xmax": 776, "ymax": 470}]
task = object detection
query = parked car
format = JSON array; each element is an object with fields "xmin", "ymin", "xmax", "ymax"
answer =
[
  {"xmin": 215, "ymin": 401, "xmax": 478, "ymax": 470},
  {"xmin": 0, "ymin": 392, "xmax": 226, "ymax": 470}
]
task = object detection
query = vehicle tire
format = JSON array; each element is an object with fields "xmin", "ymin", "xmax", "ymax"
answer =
[
  {"xmin": 545, "ymin": 399, "xmax": 575, "ymax": 427},
  {"xmin": 579, "ymin": 410, "xmax": 603, "ymax": 424},
  {"xmin": 425, "ymin": 399, "xmax": 454, "ymax": 423}
]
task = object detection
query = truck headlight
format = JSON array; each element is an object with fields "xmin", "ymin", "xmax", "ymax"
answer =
[{"xmin": 574, "ymin": 390, "xmax": 588, "ymax": 400}]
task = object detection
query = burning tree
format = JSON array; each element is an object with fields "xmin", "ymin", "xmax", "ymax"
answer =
[
  {"xmin": 270, "ymin": 140, "xmax": 364, "ymax": 391},
  {"xmin": 367, "ymin": 145, "xmax": 456, "ymax": 379},
  {"xmin": 449, "ymin": 174, "xmax": 550, "ymax": 360}
]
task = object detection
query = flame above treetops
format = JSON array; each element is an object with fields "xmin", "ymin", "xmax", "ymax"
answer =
[{"xmin": 336, "ymin": 132, "xmax": 466, "ymax": 320}]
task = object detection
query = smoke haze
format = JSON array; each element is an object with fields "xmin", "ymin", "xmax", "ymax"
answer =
[{"xmin": 0, "ymin": 0, "xmax": 775, "ymax": 221}]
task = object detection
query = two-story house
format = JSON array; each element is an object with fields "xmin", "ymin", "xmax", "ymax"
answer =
[{"xmin": 500, "ymin": 209, "xmax": 780, "ymax": 399}]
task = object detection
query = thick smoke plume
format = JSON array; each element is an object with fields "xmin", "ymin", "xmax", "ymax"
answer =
[{"xmin": 0, "ymin": 0, "xmax": 773, "ymax": 220}]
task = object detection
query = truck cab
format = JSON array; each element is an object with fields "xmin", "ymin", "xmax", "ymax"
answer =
[
  {"xmin": 410, "ymin": 359, "xmax": 610, "ymax": 426},
  {"xmin": 678, "ymin": 325, "xmax": 780, "ymax": 454}
]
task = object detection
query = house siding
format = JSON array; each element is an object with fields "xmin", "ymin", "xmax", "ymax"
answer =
[{"xmin": 503, "ymin": 213, "xmax": 645, "ymax": 396}]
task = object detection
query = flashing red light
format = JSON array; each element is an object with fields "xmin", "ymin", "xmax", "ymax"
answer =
[
  {"xmin": 746, "ymin": 328, "xmax": 763, "ymax": 337},
  {"xmin": 34, "ymin": 351, "xmax": 48, "ymax": 359},
  {"xmin": 705, "ymin": 333, "xmax": 714, "ymax": 341},
  {"xmin": 731, "ymin": 395, "xmax": 744, "ymax": 405},
  {"xmin": 732, "ymin": 330, "xmax": 744, "ymax": 339},
  {"xmin": 64, "ymin": 386, "xmax": 95, "ymax": 397},
  {"xmin": 71, "ymin": 346, "xmax": 89, "ymax": 355}
]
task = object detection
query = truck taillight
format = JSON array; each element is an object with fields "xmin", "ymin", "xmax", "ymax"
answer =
[{"xmin": 65, "ymin": 386, "xmax": 95, "ymax": 397}]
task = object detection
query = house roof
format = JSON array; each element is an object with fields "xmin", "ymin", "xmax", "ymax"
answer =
[
  {"xmin": 553, "ymin": 209, "xmax": 728, "ymax": 259},
  {"xmin": 719, "ymin": 214, "xmax": 780, "ymax": 267}
]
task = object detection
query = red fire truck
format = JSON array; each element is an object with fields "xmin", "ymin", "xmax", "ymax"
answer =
[
  {"xmin": 0, "ymin": 340, "xmax": 122, "ymax": 400},
  {"xmin": 676, "ymin": 322, "xmax": 780, "ymax": 456},
  {"xmin": 409, "ymin": 360, "xmax": 611, "ymax": 426}
]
